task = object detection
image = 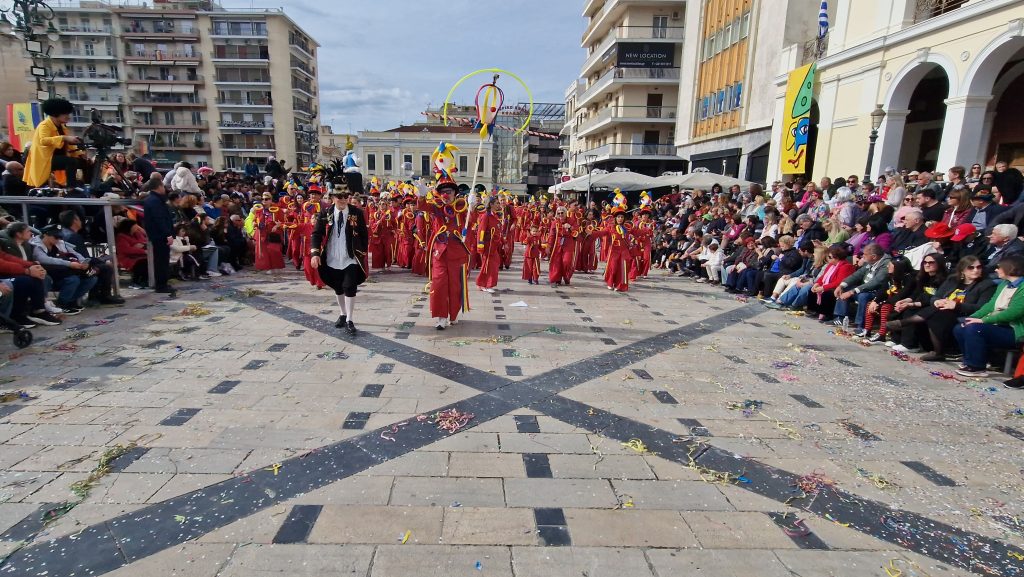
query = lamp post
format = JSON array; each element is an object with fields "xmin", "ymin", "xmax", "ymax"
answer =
[
  {"xmin": 585, "ymin": 153, "xmax": 597, "ymax": 209},
  {"xmin": 864, "ymin": 104, "xmax": 886, "ymax": 185},
  {"xmin": 0, "ymin": 0, "xmax": 60, "ymax": 100}
]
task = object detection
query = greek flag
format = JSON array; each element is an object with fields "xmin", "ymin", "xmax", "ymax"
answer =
[{"xmin": 818, "ymin": 1, "xmax": 829, "ymax": 39}]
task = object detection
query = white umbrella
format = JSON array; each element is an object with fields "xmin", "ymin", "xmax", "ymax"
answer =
[
  {"xmin": 588, "ymin": 171, "xmax": 657, "ymax": 192},
  {"xmin": 652, "ymin": 172, "xmax": 756, "ymax": 190},
  {"xmin": 553, "ymin": 174, "xmax": 594, "ymax": 192}
]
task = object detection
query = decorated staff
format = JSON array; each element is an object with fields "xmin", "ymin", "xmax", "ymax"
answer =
[{"xmin": 309, "ymin": 183, "xmax": 369, "ymax": 335}]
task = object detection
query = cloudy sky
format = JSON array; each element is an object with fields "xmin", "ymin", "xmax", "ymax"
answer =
[{"xmin": 221, "ymin": 0, "xmax": 587, "ymax": 133}]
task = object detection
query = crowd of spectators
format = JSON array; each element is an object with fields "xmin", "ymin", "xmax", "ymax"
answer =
[
  {"xmin": 0, "ymin": 137, "xmax": 294, "ymax": 335},
  {"xmin": 648, "ymin": 164, "xmax": 1024, "ymax": 386}
]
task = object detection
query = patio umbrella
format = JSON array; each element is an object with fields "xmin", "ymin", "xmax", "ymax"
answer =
[
  {"xmin": 588, "ymin": 171, "xmax": 658, "ymax": 192},
  {"xmin": 652, "ymin": 172, "xmax": 756, "ymax": 190}
]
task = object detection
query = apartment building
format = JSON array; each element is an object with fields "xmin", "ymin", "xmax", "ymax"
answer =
[
  {"xmin": 356, "ymin": 125, "xmax": 494, "ymax": 187},
  {"xmin": 673, "ymin": 0, "xmax": 821, "ymax": 183},
  {"xmin": 564, "ymin": 0, "xmax": 688, "ymax": 178},
  {"xmin": 7, "ymin": 0, "xmax": 318, "ymax": 172},
  {"xmin": 769, "ymin": 0, "xmax": 1024, "ymax": 181}
]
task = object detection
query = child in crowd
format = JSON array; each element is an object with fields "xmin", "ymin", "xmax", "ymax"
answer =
[{"xmin": 522, "ymin": 225, "xmax": 542, "ymax": 285}]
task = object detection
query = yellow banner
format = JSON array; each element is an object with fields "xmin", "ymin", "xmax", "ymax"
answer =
[
  {"xmin": 780, "ymin": 63, "xmax": 816, "ymax": 174},
  {"xmin": 6, "ymin": 102, "xmax": 41, "ymax": 150}
]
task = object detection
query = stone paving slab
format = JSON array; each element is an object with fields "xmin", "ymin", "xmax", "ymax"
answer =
[{"xmin": 0, "ymin": 266, "xmax": 1022, "ymax": 577}]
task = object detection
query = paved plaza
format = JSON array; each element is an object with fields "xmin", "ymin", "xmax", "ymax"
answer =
[{"xmin": 0, "ymin": 264, "xmax": 1022, "ymax": 577}]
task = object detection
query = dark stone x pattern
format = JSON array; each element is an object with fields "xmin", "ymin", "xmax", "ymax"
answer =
[{"xmin": 1, "ymin": 288, "xmax": 1020, "ymax": 577}]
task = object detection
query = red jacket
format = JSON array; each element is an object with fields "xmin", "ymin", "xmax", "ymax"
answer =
[
  {"xmin": 815, "ymin": 260, "xmax": 856, "ymax": 291},
  {"xmin": 116, "ymin": 233, "xmax": 148, "ymax": 270},
  {"xmin": 0, "ymin": 251, "xmax": 35, "ymax": 277}
]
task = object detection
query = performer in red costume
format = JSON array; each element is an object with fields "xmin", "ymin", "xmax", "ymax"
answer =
[
  {"xmin": 412, "ymin": 204, "xmax": 429, "ymax": 277},
  {"xmin": 396, "ymin": 196, "xmax": 416, "ymax": 269},
  {"xmin": 634, "ymin": 203, "xmax": 656, "ymax": 280},
  {"xmin": 522, "ymin": 225, "xmax": 542, "ymax": 285},
  {"xmin": 575, "ymin": 208, "xmax": 600, "ymax": 273},
  {"xmin": 547, "ymin": 206, "xmax": 580, "ymax": 287},
  {"xmin": 251, "ymin": 203, "xmax": 285, "ymax": 271},
  {"xmin": 422, "ymin": 142, "xmax": 471, "ymax": 330},
  {"xmin": 594, "ymin": 204, "xmax": 634, "ymax": 292},
  {"xmin": 300, "ymin": 192, "xmax": 325, "ymax": 289},
  {"xmin": 475, "ymin": 195, "xmax": 502, "ymax": 292}
]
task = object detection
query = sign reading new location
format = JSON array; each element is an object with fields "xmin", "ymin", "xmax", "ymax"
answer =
[{"xmin": 616, "ymin": 43, "xmax": 675, "ymax": 68}]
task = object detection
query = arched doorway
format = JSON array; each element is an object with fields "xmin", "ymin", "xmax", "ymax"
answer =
[
  {"xmin": 981, "ymin": 47, "xmax": 1024, "ymax": 169},
  {"xmin": 898, "ymin": 67, "xmax": 948, "ymax": 172}
]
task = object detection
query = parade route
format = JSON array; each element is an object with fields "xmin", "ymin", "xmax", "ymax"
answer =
[{"xmin": 1, "ymin": 265, "xmax": 1022, "ymax": 577}]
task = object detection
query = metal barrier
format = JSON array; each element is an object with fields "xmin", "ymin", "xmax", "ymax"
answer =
[{"xmin": 0, "ymin": 195, "xmax": 153, "ymax": 296}]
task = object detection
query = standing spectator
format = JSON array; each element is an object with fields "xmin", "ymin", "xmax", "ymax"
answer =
[
  {"xmin": 265, "ymin": 156, "xmax": 285, "ymax": 181},
  {"xmin": 244, "ymin": 159, "xmax": 260, "ymax": 179},
  {"xmin": 22, "ymin": 98, "xmax": 86, "ymax": 189},
  {"xmin": 171, "ymin": 162, "xmax": 201, "ymax": 195},
  {"xmin": 993, "ymin": 161, "xmax": 1024, "ymax": 205},
  {"xmin": 128, "ymin": 153, "xmax": 156, "ymax": 181},
  {"xmin": 954, "ymin": 255, "xmax": 1024, "ymax": 378},
  {"xmin": 142, "ymin": 179, "xmax": 175, "ymax": 295}
]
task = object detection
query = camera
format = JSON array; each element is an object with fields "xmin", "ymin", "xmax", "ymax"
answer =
[{"xmin": 82, "ymin": 109, "xmax": 131, "ymax": 151}]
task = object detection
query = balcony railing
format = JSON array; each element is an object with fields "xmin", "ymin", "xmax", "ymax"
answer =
[
  {"xmin": 58, "ymin": 25, "xmax": 113, "ymax": 34},
  {"xmin": 616, "ymin": 26, "xmax": 684, "ymax": 40},
  {"xmin": 212, "ymin": 52, "xmax": 269, "ymax": 61},
  {"xmin": 127, "ymin": 74, "xmax": 203, "ymax": 83},
  {"xmin": 218, "ymin": 120, "xmax": 274, "ymax": 129},
  {"xmin": 70, "ymin": 94, "xmax": 123, "ymax": 103},
  {"xmin": 122, "ymin": 26, "xmax": 198, "ymax": 36},
  {"xmin": 135, "ymin": 120, "xmax": 208, "ymax": 129},
  {"xmin": 221, "ymin": 142, "xmax": 276, "ymax": 150},
  {"xmin": 130, "ymin": 95, "xmax": 205, "ymax": 105},
  {"xmin": 127, "ymin": 50, "xmax": 199, "ymax": 60},
  {"xmin": 579, "ymin": 67, "xmax": 680, "ymax": 105},
  {"xmin": 291, "ymin": 61, "xmax": 314, "ymax": 76},
  {"xmin": 216, "ymin": 76, "xmax": 271, "ymax": 83},
  {"xmin": 913, "ymin": 0, "xmax": 968, "ymax": 23},
  {"xmin": 217, "ymin": 97, "xmax": 272, "ymax": 106},
  {"xmin": 292, "ymin": 80, "xmax": 314, "ymax": 94},
  {"xmin": 56, "ymin": 49, "xmax": 116, "ymax": 58},
  {"xmin": 54, "ymin": 71, "xmax": 118, "ymax": 80},
  {"xmin": 208, "ymin": 27, "xmax": 268, "ymax": 37},
  {"xmin": 577, "ymin": 105, "xmax": 677, "ymax": 134},
  {"xmin": 581, "ymin": 142, "xmax": 678, "ymax": 158}
]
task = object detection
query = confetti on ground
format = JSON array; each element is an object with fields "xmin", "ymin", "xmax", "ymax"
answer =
[
  {"xmin": 673, "ymin": 342, "xmax": 688, "ymax": 349},
  {"xmin": 316, "ymin": 351, "xmax": 349, "ymax": 360},
  {"xmin": 239, "ymin": 288, "xmax": 264, "ymax": 298},
  {"xmin": 430, "ymin": 409, "xmax": 474, "ymax": 433},
  {"xmin": 400, "ymin": 530, "xmax": 411, "ymax": 544},
  {"xmin": 64, "ymin": 331, "xmax": 91, "ymax": 341},
  {"xmin": 448, "ymin": 340, "xmax": 472, "ymax": 347},
  {"xmin": 176, "ymin": 303, "xmax": 212, "ymax": 317},
  {"xmin": 0, "ymin": 390, "xmax": 35, "ymax": 403},
  {"xmin": 795, "ymin": 471, "xmax": 839, "ymax": 496},
  {"xmin": 380, "ymin": 421, "xmax": 409, "ymax": 442},
  {"xmin": 621, "ymin": 438, "xmax": 657, "ymax": 455},
  {"xmin": 856, "ymin": 467, "xmax": 899, "ymax": 491}
]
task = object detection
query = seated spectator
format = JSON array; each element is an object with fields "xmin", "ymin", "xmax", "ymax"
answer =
[
  {"xmin": 764, "ymin": 241, "xmax": 817, "ymax": 306},
  {"xmin": 858, "ymin": 256, "xmax": 915, "ymax": 343},
  {"xmin": 833, "ymin": 243, "xmax": 891, "ymax": 328},
  {"xmin": 917, "ymin": 189, "xmax": 947, "ymax": 224},
  {"xmin": 170, "ymin": 223, "xmax": 201, "ymax": 280},
  {"xmin": 890, "ymin": 209, "xmax": 928, "ymax": 254},
  {"xmin": 2, "ymin": 162, "xmax": 27, "ymax": 196},
  {"xmin": 31, "ymin": 225, "xmax": 98, "ymax": 313},
  {"xmin": 968, "ymin": 190, "xmax": 1005, "ymax": 232},
  {"xmin": 940, "ymin": 186, "xmax": 972, "ymax": 228},
  {"xmin": 881, "ymin": 254, "xmax": 948, "ymax": 352},
  {"xmin": 0, "ymin": 245, "xmax": 58, "ymax": 328},
  {"xmin": 114, "ymin": 219, "xmax": 149, "ymax": 289},
  {"xmin": 983, "ymin": 224, "xmax": 1024, "ymax": 279},
  {"xmin": 723, "ymin": 236, "xmax": 761, "ymax": 293},
  {"xmin": 0, "ymin": 221, "xmax": 34, "ymax": 261},
  {"xmin": 954, "ymin": 255, "xmax": 1024, "ymax": 378},
  {"xmin": 851, "ymin": 220, "xmax": 892, "ymax": 262},
  {"xmin": 698, "ymin": 241, "xmax": 723, "ymax": 284},
  {"xmin": 758, "ymin": 235, "xmax": 802, "ymax": 297}
]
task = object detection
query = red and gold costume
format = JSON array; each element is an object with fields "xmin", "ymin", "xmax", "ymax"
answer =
[
  {"xmin": 252, "ymin": 204, "xmax": 285, "ymax": 271},
  {"xmin": 475, "ymin": 203, "xmax": 502, "ymax": 290},
  {"xmin": 423, "ymin": 188, "xmax": 470, "ymax": 323},
  {"xmin": 522, "ymin": 230, "xmax": 542, "ymax": 284},
  {"xmin": 300, "ymin": 199, "xmax": 325, "ymax": 288},
  {"xmin": 594, "ymin": 207, "xmax": 634, "ymax": 292},
  {"xmin": 396, "ymin": 200, "xmax": 417, "ymax": 269},
  {"xmin": 412, "ymin": 208, "xmax": 429, "ymax": 277},
  {"xmin": 575, "ymin": 216, "xmax": 600, "ymax": 273},
  {"xmin": 547, "ymin": 215, "xmax": 580, "ymax": 286}
]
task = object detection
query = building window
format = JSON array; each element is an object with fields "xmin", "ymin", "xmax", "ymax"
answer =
[
  {"xmin": 733, "ymin": 82, "xmax": 743, "ymax": 109},
  {"xmin": 459, "ymin": 155, "xmax": 468, "ymax": 173},
  {"xmin": 741, "ymin": 11, "xmax": 751, "ymax": 37},
  {"xmin": 383, "ymin": 154, "xmax": 393, "ymax": 172},
  {"xmin": 367, "ymin": 154, "xmax": 376, "ymax": 171},
  {"xmin": 477, "ymin": 156, "xmax": 484, "ymax": 173},
  {"xmin": 716, "ymin": 90, "xmax": 726, "ymax": 115},
  {"xmin": 403, "ymin": 154, "xmax": 413, "ymax": 172},
  {"xmin": 703, "ymin": 36, "xmax": 713, "ymax": 60},
  {"xmin": 421, "ymin": 155, "xmax": 431, "ymax": 177},
  {"xmin": 723, "ymin": 24, "xmax": 732, "ymax": 48},
  {"xmin": 731, "ymin": 18, "xmax": 741, "ymax": 43}
]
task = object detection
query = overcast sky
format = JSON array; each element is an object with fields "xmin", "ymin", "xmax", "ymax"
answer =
[{"xmin": 220, "ymin": 0, "xmax": 586, "ymax": 134}]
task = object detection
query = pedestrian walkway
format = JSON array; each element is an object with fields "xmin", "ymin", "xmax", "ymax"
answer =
[{"xmin": 0, "ymin": 266, "xmax": 1020, "ymax": 577}]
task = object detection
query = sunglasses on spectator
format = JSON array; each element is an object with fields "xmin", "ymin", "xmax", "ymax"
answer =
[
  {"xmin": 923, "ymin": 260, "xmax": 938, "ymax": 266},
  {"xmin": 966, "ymin": 264, "xmax": 983, "ymax": 270}
]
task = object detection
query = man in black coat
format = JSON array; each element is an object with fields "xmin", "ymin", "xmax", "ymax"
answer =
[
  {"xmin": 142, "ymin": 179, "xmax": 175, "ymax": 295},
  {"xmin": 309, "ymin": 183, "xmax": 369, "ymax": 335}
]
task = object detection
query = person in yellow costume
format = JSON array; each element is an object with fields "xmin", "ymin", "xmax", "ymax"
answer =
[{"xmin": 23, "ymin": 99, "xmax": 88, "ymax": 189}]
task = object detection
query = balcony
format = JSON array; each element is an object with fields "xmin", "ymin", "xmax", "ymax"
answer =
[
  {"xmin": 577, "ymin": 105, "xmax": 677, "ymax": 137},
  {"xmin": 58, "ymin": 25, "xmax": 113, "ymax": 35},
  {"xmin": 129, "ymin": 95, "xmax": 205, "ymax": 106},
  {"xmin": 581, "ymin": 142, "xmax": 679, "ymax": 161},
  {"xmin": 218, "ymin": 120, "xmax": 274, "ymax": 130},
  {"xmin": 208, "ymin": 26, "xmax": 268, "ymax": 38},
  {"xmin": 617, "ymin": 26, "xmax": 684, "ymax": 40},
  {"xmin": 913, "ymin": 0, "xmax": 968, "ymax": 23},
  {"xmin": 578, "ymin": 67, "xmax": 680, "ymax": 107},
  {"xmin": 53, "ymin": 71, "xmax": 119, "ymax": 83},
  {"xmin": 215, "ymin": 75, "xmax": 271, "ymax": 85},
  {"xmin": 289, "ymin": 39, "xmax": 314, "ymax": 58},
  {"xmin": 127, "ymin": 74, "xmax": 203, "ymax": 84},
  {"xmin": 135, "ymin": 120, "xmax": 208, "ymax": 130},
  {"xmin": 292, "ymin": 80, "xmax": 315, "ymax": 98},
  {"xmin": 125, "ymin": 50, "xmax": 200, "ymax": 63},
  {"xmin": 220, "ymin": 142, "xmax": 276, "ymax": 152},
  {"xmin": 69, "ymin": 94, "xmax": 122, "ymax": 108},
  {"xmin": 122, "ymin": 26, "xmax": 199, "ymax": 39},
  {"xmin": 211, "ymin": 50, "xmax": 269, "ymax": 63},
  {"xmin": 52, "ymin": 49, "xmax": 117, "ymax": 60},
  {"xmin": 217, "ymin": 97, "xmax": 272, "ymax": 107},
  {"xmin": 150, "ymin": 142, "xmax": 210, "ymax": 152},
  {"xmin": 291, "ymin": 60, "xmax": 315, "ymax": 78}
]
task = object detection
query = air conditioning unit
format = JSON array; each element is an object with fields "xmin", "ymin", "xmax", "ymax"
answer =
[{"xmin": 671, "ymin": 11, "xmax": 682, "ymax": 20}]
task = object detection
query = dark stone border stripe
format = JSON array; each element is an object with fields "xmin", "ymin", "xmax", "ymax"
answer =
[
  {"xmin": 901, "ymin": 461, "xmax": 958, "ymax": 487},
  {"xmin": 271, "ymin": 505, "xmax": 322, "ymax": 544}
]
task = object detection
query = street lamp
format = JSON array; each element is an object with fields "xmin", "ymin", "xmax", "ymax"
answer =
[
  {"xmin": 864, "ymin": 104, "xmax": 886, "ymax": 185},
  {"xmin": 1, "ymin": 0, "xmax": 59, "ymax": 99},
  {"xmin": 585, "ymin": 153, "xmax": 597, "ymax": 208}
]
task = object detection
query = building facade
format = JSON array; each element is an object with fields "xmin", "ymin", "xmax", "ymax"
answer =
[
  {"xmin": 768, "ymin": 0, "xmax": 1024, "ymax": 181},
  {"xmin": 3, "ymin": 0, "xmax": 319, "ymax": 172},
  {"xmin": 319, "ymin": 125, "xmax": 356, "ymax": 160},
  {"xmin": 564, "ymin": 0, "xmax": 688, "ymax": 178},
  {"xmin": 673, "ymin": 0, "xmax": 822, "ymax": 183},
  {"xmin": 355, "ymin": 125, "xmax": 494, "ymax": 186}
]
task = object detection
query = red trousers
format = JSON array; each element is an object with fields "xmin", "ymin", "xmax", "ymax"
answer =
[
  {"xmin": 476, "ymin": 246, "xmax": 501, "ymax": 289},
  {"xmin": 604, "ymin": 248, "xmax": 630, "ymax": 291},
  {"xmin": 522, "ymin": 255, "xmax": 540, "ymax": 282},
  {"xmin": 549, "ymin": 242, "xmax": 577, "ymax": 285},
  {"xmin": 397, "ymin": 238, "xmax": 415, "ymax": 268},
  {"xmin": 430, "ymin": 246, "xmax": 469, "ymax": 322},
  {"xmin": 576, "ymin": 237, "xmax": 598, "ymax": 272},
  {"xmin": 412, "ymin": 243, "xmax": 427, "ymax": 276}
]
